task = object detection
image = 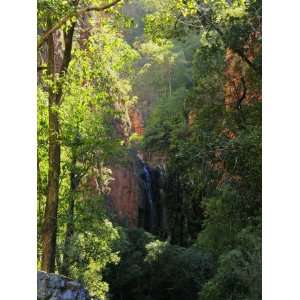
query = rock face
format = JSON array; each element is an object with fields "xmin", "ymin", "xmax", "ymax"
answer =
[
  {"xmin": 107, "ymin": 101, "xmax": 167, "ymax": 229},
  {"xmin": 107, "ymin": 107, "xmax": 145, "ymax": 228},
  {"xmin": 37, "ymin": 271, "xmax": 91, "ymax": 300},
  {"xmin": 107, "ymin": 151, "xmax": 167, "ymax": 232},
  {"xmin": 108, "ymin": 164, "xmax": 139, "ymax": 227}
]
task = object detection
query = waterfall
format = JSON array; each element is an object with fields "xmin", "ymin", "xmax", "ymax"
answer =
[{"xmin": 142, "ymin": 164, "xmax": 155, "ymax": 230}]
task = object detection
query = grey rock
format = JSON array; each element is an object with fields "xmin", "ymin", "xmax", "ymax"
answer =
[
  {"xmin": 37, "ymin": 271, "xmax": 91, "ymax": 300},
  {"xmin": 48, "ymin": 276, "xmax": 66, "ymax": 289},
  {"xmin": 66, "ymin": 281, "xmax": 81, "ymax": 289},
  {"xmin": 49, "ymin": 289, "xmax": 60, "ymax": 300},
  {"xmin": 61, "ymin": 289, "xmax": 78, "ymax": 300}
]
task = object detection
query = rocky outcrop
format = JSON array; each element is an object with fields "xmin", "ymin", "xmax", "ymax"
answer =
[{"xmin": 37, "ymin": 271, "xmax": 92, "ymax": 300}]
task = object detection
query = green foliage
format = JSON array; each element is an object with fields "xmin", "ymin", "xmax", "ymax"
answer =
[
  {"xmin": 143, "ymin": 86, "xmax": 188, "ymax": 151},
  {"xmin": 144, "ymin": 0, "xmax": 261, "ymax": 76},
  {"xmin": 37, "ymin": 87, "xmax": 49, "ymax": 264},
  {"xmin": 192, "ymin": 43, "xmax": 226, "ymax": 105},
  {"xmin": 37, "ymin": 2, "xmax": 139, "ymax": 296},
  {"xmin": 104, "ymin": 228, "xmax": 156, "ymax": 299},
  {"xmin": 105, "ymin": 228, "xmax": 213, "ymax": 300},
  {"xmin": 37, "ymin": 0, "xmax": 72, "ymax": 30},
  {"xmin": 199, "ymin": 227, "xmax": 261, "ymax": 300},
  {"xmin": 141, "ymin": 0, "xmax": 261, "ymax": 297},
  {"xmin": 38, "ymin": 0, "xmax": 261, "ymax": 299},
  {"xmin": 63, "ymin": 217, "xmax": 120, "ymax": 299},
  {"xmin": 129, "ymin": 132, "xmax": 143, "ymax": 145},
  {"xmin": 143, "ymin": 240, "xmax": 213, "ymax": 300}
]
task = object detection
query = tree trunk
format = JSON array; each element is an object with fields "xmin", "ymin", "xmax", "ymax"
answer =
[
  {"xmin": 61, "ymin": 152, "xmax": 79, "ymax": 276},
  {"xmin": 41, "ymin": 31, "xmax": 60, "ymax": 272},
  {"xmin": 41, "ymin": 21, "xmax": 76, "ymax": 272}
]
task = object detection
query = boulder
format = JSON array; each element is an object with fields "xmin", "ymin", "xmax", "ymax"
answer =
[{"xmin": 37, "ymin": 271, "xmax": 91, "ymax": 300}]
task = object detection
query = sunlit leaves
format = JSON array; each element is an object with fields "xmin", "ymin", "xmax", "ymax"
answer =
[{"xmin": 37, "ymin": 1, "xmax": 140, "ymax": 290}]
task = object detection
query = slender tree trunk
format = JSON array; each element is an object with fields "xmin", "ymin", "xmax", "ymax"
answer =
[
  {"xmin": 41, "ymin": 31, "xmax": 60, "ymax": 272},
  {"xmin": 41, "ymin": 21, "xmax": 76, "ymax": 273},
  {"xmin": 61, "ymin": 152, "xmax": 78, "ymax": 276}
]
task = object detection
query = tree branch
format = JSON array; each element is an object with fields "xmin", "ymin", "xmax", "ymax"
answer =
[{"xmin": 38, "ymin": 0, "xmax": 123, "ymax": 49}]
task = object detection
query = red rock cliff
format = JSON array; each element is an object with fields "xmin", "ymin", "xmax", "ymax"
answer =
[
  {"xmin": 108, "ymin": 166, "xmax": 139, "ymax": 227},
  {"xmin": 108, "ymin": 107, "xmax": 145, "ymax": 227}
]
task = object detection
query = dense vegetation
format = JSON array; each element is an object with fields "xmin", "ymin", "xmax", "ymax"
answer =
[{"xmin": 37, "ymin": 0, "xmax": 261, "ymax": 299}]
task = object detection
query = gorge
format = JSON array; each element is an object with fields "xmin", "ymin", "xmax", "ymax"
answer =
[{"xmin": 37, "ymin": 0, "xmax": 262, "ymax": 299}]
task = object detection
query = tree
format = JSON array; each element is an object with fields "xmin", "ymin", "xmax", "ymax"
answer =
[
  {"xmin": 144, "ymin": 0, "xmax": 261, "ymax": 75},
  {"xmin": 57, "ymin": 29, "xmax": 139, "ymax": 276},
  {"xmin": 37, "ymin": 1, "xmax": 261, "ymax": 298},
  {"xmin": 38, "ymin": 0, "xmax": 125, "ymax": 272}
]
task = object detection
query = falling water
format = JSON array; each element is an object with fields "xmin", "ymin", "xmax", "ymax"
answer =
[{"xmin": 143, "ymin": 164, "xmax": 155, "ymax": 230}]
